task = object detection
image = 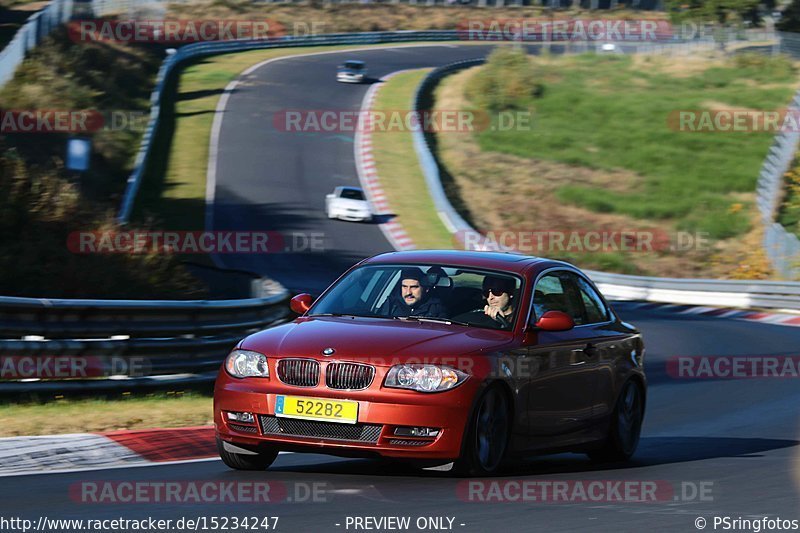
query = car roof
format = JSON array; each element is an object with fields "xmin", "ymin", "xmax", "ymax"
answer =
[
  {"xmin": 362, "ymin": 250, "xmax": 574, "ymax": 275},
  {"xmin": 342, "ymin": 60, "xmax": 365, "ymax": 65}
]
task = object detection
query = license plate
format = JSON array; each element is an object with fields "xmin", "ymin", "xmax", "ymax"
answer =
[{"xmin": 275, "ymin": 395, "xmax": 358, "ymax": 424}]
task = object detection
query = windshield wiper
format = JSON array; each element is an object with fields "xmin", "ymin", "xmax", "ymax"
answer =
[
  {"xmin": 309, "ymin": 313, "xmax": 372, "ymax": 319},
  {"xmin": 394, "ymin": 316, "xmax": 472, "ymax": 327}
]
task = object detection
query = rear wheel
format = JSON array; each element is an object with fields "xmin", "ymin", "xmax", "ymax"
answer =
[
  {"xmin": 216, "ymin": 437, "xmax": 278, "ymax": 471},
  {"xmin": 588, "ymin": 380, "xmax": 644, "ymax": 462},
  {"xmin": 454, "ymin": 385, "xmax": 511, "ymax": 476}
]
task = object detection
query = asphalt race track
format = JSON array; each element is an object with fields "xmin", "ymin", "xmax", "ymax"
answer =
[
  {"xmin": 5, "ymin": 44, "xmax": 797, "ymax": 532},
  {"xmin": 2, "ymin": 305, "xmax": 799, "ymax": 531},
  {"xmin": 208, "ymin": 43, "xmax": 563, "ymax": 294}
]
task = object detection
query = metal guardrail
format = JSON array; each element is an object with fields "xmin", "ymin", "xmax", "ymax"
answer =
[
  {"xmin": 411, "ymin": 57, "xmax": 800, "ymax": 309},
  {"xmin": 0, "ymin": 0, "xmax": 74, "ymax": 88},
  {"xmin": 754, "ymin": 31, "xmax": 800, "ymax": 280},
  {"xmin": 0, "ymin": 291, "xmax": 292, "ymax": 392}
]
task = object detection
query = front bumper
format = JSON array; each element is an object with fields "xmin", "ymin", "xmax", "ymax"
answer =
[
  {"xmin": 337, "ymin": 74, "xmax": 365, "ymax": 83},
  {"xmin": 214, "ymin": 372, "xmax": 477, "ymax": 460},
  {"xmin": 330, "ymin": 209, "xmax": 372, "ymax": 221}
]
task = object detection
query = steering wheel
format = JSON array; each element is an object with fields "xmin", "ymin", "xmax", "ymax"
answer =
[{"xmin": 493, "ymin": 312, "xmax": 511, "ymax": 329}]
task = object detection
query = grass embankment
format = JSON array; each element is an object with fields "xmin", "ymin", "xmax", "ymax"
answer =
[
  {"xmin": 779, "ymin": 160, "xmax": 800, "ymax": 238},
  {"xmin": 166, "ymin": 1, "xmax": 662, "ymax": 34},
  {"xmin": 0, "ymin": 392, "xmax": 212, "ymax": 437},
  {"xmin": 432, "ymin": 48, "xmax": 798, "ymax": 278},
  {"xmin": 369, "ymin": 69, "xmax": 455, "ymax": 248}
]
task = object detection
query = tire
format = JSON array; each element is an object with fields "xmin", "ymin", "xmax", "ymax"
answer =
[
  {"xmin": 216, "ymin": 437, "xmax": 278, "ymax": 471},
  {"xmin": 453, "ymin": 385, "xmax": 511, "ymax": 477},
  {"xmin": 588, "ymin": 380, "xmax": 644, "ymax": 463}
]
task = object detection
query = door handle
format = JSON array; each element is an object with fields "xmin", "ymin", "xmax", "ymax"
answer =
[{"xmin": 583, "ymin": 344, "xmax": 598, "ymax": 357}]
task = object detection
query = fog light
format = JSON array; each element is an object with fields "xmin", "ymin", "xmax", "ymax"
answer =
[
  {"xmin": 226, "ymin": 411, "xmax": 254, "ymax": 423},
  {"xmin": 394, "ymin": 426, "xmax": 440, "ymax": 437}
]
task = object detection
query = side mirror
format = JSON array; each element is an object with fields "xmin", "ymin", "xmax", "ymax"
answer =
[
  {"xmin": 535, "ymin": 311, "xmax": 575, "ymax": 332},
  {"xmin": 290, "ymin": 293, "xmax": 314, "ymax": 315}
]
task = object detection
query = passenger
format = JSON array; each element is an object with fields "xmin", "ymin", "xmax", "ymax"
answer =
[
  {"xmin": 452, "ymin": 276, "xmax": 516, "ymax": 329},
  {"xmin": 379, "ymin": 267, "xmax": 446, "ymax": 318},
  {"xmin": 482, "ymin": 276, "xmax": 516, "ymax": 325}
]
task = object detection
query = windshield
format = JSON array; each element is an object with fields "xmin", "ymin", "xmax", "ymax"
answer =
[
  {"xmin": 340, "ymin": 188, "xmax": 365, "ymax": 200},
  {"xmin": 309, "ymin": 264, "xmax": 522, "ymax": 330},
  {"xmin": 343, "ymin": 62, "xmax": 364, "ymax": 70}
]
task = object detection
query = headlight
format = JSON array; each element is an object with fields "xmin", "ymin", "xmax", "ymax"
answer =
[
  {"xmin": 225, "ymin": 349, "xmax": 269, "ymax": 378},
  {"xmin": 384, "ymin": 364, "xmax": 469, "ymax": 392}
]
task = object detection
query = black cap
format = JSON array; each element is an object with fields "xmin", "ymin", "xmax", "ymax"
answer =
[
  {"xmin": 482, "ymin": 276, "xmax": 515, "ymax": 294},
  {"xmin": 400, "ymin": 267, "xmax": 428, "ymax": 286}
]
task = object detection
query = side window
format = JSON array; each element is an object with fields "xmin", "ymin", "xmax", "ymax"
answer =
[
  {"xmin": 532, "ymin": 274, "xmax": 570, "ymax": 321},
  {"xmin": 575, "ymin": 276, "xmax": 610, "ymax": 324}
]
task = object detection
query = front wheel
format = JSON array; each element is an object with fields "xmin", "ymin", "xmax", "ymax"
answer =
[
  {"xmin": 217, "ymin": 437, "xmax": 278, "ymax": 471},
  {"xmin": 454, "ymin": 385, "xmax": 511, "ymax": 476},
  {"xmin": 588, "ymin": 380, "xmax": 644, "ymax": 462}
]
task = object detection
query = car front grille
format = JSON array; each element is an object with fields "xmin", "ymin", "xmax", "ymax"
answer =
[
  {"xmin": 229, "ymin": 424, "xmax": 258, "ymax": 433},
  {"xmin": 277, "ymin": 359, "xmax": 319, "ymax": 387},
  {"xmin": 325, "ymin": 362, "xmax": 375, "ymax": 390},
  {"xmin": 259, "ymin": 415, "xmax": 382, "ymax": 443}
]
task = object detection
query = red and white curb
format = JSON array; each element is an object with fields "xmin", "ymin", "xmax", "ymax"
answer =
[
  {"xmin": 619, "ymin": 301, "xmax": 800, "ymax": 328},
  {"xmin": 354, "ymin": 71, "xmax": 417, "ymax": 252},
  {"xmin": 0, "ymin": 426, "xmax": 217, "ymax": 477}
]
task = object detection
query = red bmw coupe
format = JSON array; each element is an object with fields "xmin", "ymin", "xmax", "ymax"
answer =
[{"xmin": 214, "ymin": 250, "xmax": 646, "ymax": 476}]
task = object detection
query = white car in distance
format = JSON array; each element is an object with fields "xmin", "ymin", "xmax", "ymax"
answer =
[
  {"xmin": 325, "ymin": 186, "xmax": 372, "ymax": 222},
  {"xmin": 336, "ymin": 60, "xmax": 367, "ymax": 83}
]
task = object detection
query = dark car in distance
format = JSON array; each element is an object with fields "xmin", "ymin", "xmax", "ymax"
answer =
[{"xmin": 214, "ymin": 250, "xmax": 646, "ymax": 476}]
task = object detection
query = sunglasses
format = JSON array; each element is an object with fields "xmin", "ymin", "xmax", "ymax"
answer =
[{"xmin": 483, "ymin": 287, "xmax": 509, "ymax": 297}]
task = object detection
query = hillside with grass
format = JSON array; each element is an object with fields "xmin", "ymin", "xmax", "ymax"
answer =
[{"xmin": 434, "ymin": 47, "xmax": 797, "ymax": 278}]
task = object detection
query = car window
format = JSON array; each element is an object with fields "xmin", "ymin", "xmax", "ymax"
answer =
[
  {"xmin": 309, "ymin": 264, "xmax": 522, "ymax": 330},
  {"xmin": 574, "ymin": 276, "xmax": 610, "ymax": 324},
  {"xmin": 532, "ymin": 271, "xmax": 589, "ymax": 324},
  {"xmin": 344, "ymin": 62, "xmax": 363, "ymax": 70},
  {"xmin": 532, "ymin": 274, "xmax": 568, "ymax": 321},
  {"xmin": 340, "ymin": 189, "xmax": 364, "ymax": 200}
]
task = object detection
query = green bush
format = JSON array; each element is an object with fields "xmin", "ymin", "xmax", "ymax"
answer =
[
  {"xmin": 464, "ymin": 47, "xmax": 542, "ymax": 112},
  {"xmin": 0, "ymin": 149, "xmax": 204, "ymax": 299}
]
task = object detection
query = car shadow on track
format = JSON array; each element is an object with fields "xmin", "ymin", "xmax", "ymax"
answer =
[{"xmin": 261, "ymin": 436, "xmax": 799, "ymax": 479}]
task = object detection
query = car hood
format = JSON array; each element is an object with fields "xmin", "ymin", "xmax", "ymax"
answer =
[{"xmin": 240, "ymin": 316, "xmax": 514, "ymax": 364}]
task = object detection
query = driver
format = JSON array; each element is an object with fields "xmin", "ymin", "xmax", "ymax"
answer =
[
  {"xmin": 482, "ymin": 276, "xmax": 516, "ymax": 325},
  {"xmin": 379, "ymin": 267, "xmax": 446, "ymax": 318}
]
